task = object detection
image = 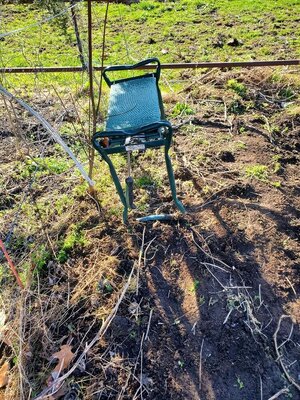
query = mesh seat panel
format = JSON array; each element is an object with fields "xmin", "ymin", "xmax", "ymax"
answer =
[{"xmin": 105, "ymin": 76, "xmax": 162, "ymax": 131}]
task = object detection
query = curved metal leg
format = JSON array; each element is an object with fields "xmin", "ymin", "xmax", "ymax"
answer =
[
  {"xmin": 99, "ymin": 149, "xmax": 129, "ymax": 223},
  {"xmin": 164, "ymin": 127, "xmax": 186, "ymax": 214}
]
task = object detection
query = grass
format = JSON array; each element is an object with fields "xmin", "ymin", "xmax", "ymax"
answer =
[
  {"xmin": 17, "ymin": 156, "xmax": 71, "ymax": 180},
  {"xmin": 0, "ymin": 0, "xmax": 299, "ymax": 91},
  {"xmin": 57, "ymin": 223, "xmax": 87, "ymax": 263},
  {"xmin": 227, "ymin": 79, "xmax": 247, "ymax": 98},
  {"xmin": 245, "ymin": 165, "xmax": 268, "ymax": 181}
]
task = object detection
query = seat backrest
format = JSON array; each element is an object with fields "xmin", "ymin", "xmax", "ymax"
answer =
[
  {"xmin": 103, "ymin": 59, "xmax": 165, "ymax": 131},
  {"xmin": 102, "ymin": 58, "xmax": 161, "ymax": 87}
]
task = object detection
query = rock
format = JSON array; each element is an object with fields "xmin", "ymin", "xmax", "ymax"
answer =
[
  {"xmin": 227, "ymin": 38, "xmax": 243, "ymax": 47},
  {"xmin": 219, "ymin": 151, "xmax": 235, "ymax": 162}
]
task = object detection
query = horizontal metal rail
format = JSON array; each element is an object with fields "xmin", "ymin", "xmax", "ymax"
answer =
[{"xmin": 0, "ymin": 59, "xmax": 299, "ymax": 74}]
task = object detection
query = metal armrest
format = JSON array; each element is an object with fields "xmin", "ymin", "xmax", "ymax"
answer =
[
  {"xmin": 103, "ymin": 58, "xmax": 161, "ymax": 87},
  {"xmin": 92, "ymin": 121, "xmax": 172, "ymax": 152}
]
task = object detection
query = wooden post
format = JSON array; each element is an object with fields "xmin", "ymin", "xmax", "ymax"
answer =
[{"xmin": 87, "ymin": 0, "xmax": 96, "ymax": 189}]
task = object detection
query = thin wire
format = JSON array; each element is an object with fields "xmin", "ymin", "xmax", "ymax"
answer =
[
  {"xmin": 0, "ymin": 0, "xmax": 83, "ymax": 39},
  {"xmin": 117, "ymin": 3, "xmax": 136, "ymax": 63},
  {"xmin": 0, "ymin": 84, "xmax": 94, "ymax": 186}
]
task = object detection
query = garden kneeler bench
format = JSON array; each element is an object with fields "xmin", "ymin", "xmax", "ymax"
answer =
[{"xmin": 92, "ymin": 58, "xmax": 185, "ymax": 223}]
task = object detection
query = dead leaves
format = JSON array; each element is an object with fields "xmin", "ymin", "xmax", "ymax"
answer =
[
  {"xmin": 0, "ymin": 362, "xmax": 9, "ymax": 389},
  {"xmin": 49, "ymin": 344, "xmax": 75, "ymax": 383},
  {"xmin": 52, "ymin": 345, "xmax": 75, "ymax": 376},
  {"xmin": 43, "ymin": 344, "xmax": 75, "ymax": 399}
]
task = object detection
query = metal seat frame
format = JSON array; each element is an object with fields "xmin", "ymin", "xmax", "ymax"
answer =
[{"xmin": 92, "ymin": 58, "xmax": 185, "ymax": 223}]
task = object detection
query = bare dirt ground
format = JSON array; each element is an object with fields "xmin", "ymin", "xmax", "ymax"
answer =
[{"xmin": 0, "ymin": 67, "xmax": 299, "ymax": 399}]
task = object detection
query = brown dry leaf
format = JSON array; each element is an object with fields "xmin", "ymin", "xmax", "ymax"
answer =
[
  {"xmin": 0, "ymin": 362, "xmax": 9, "ymax": 388},
  {"xmin": 52, "ymin": 345, "xmax": 75, "ymax": 375}
]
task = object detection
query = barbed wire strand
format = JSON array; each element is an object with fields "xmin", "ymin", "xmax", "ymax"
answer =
[
  {"xmin": 0, "ymin": 0, "xmax": 83, "ymax": 39},
  {"xmin": 0, "ymin": 84, "xmax": 94, "ymax": 186}
]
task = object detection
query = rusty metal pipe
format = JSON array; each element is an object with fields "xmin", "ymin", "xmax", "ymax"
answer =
[{"xmin": 0, "ymin": 59, "xmax": 299, "ymax": 74}]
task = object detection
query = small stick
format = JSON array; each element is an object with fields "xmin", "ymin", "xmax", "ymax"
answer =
[
  {"xmin": 258, "ymin": 284, "xmax": 262, "ymax": 305},
  {"xmin": 199, "ymin": 338, "xmax": 204, "ymax": 390},
  {"xmin": 267, "ymin": 388, "xmax": 289, "ymax": 400},
  {"xmin": 0, "ymin": 238, "xmax": 24, "ymax": 289},
  {"xmin": 136, "ymin": 227, "xmax": 146, "ymax": 296},
  {"xmin": 286, "ymin": 277, "xmax": 296, "ymax": 297},
  {"xmin": 274, "ymin": 315, "xmax": 300, "ymax": 391},
  {"xmin": 278, "ymin": 323, "xmax": 294, "ymax": 350},
  {"xmin": 223, "ymin": 308, "xmax": 233, "ymax": 325},
  {"xmin": 140, "ymin": 333, "xmax": 145, "ymax": 400},
  {"xmin": 204, "ymin": 264, "xmax": 227, "ymax": 290},
  {"xmin": 145, "ymin": 309, "xmax": 153, "ymax": 341}
]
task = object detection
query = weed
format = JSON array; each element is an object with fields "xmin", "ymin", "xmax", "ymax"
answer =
[
  {"xmin": 57, "ymin": 224, "xmax": 87, "ymax": 263},
  {"xmin": 273, "ymin": 162, "xmax": 282, "ymax": 174},
  {"xmin": 245, "ymin": 165, "xmax": 268, "ymax": 181},
  {"xmin": 236, "ymin": 376, "xmax": 244, "ymax": 390},
  {"xmin": 104, "ymin": 281, "xmax": 113, "ymax": 293},
  {"xmin": 139, "ymin": 1, "xmax": 157, "ymax": 11},
  {"xmin": 202, "ymin": 185, "xmax": 212, "ymax": 194},
  {"xmin": 18, "ymin": 157, "xmax": 70, "ymax": 180},
  {"xmin": 271, "ymin": 181, "xmax": 281, "ymax": 188},
  {"xmin": 235, "ymin": 141, "xmax": 247, "ymax": 150},
  {"xmin": 31, "ymin": 245, "xmax": 51, "ymax": 273},
  {"xmin": 227, "ymin": 79, "xmax": 247, "ymax": 97},
  {"xmin": 189, "ymin": 279, "xmax": 200, "ymax": 293},
  {"xmin": 227, "ymin": 295, "xmax": 242, "ymax": 311},
  {"xmin": 195, "ymin": 1, "xmax": 207, "ymax": 9},
  {"xmin": 278, "ymin": 87, "xmax": 295, "ymax": 99},
  {"xmin": 0, "ymin": 263, "xmax": 8, "ymax": 282},
  {"xmin": 172, "ymin": 102, "xmax": 194, "ymax": 117},
  {"xmin": 228, "ymin": 99, "xmax": 246, "ymax": 115},
  {"xmin": 199, "ymin": 295, "xmax": 205, "ymax": 306},
  {"xmin": 193, "ymin": 137, "xmax": 210, "ymax": 146},
  {"xmin": 170, "ymin": 258, "xmax": 177, "ymax": 267},
  {"xmin": 135, "ymin": 175, "xmax": 155, "ymax": 188},
  {"xmin": 286, "ymin": 104, "xmax": 300, "ymax": 116},
  {"xmin": 19, "ymin": 262, "xmax": 31, "ymax": 286},
  {"xmin": 195, "ymin": 154, "xmax": 208, "ymax": 163},
  {"xmin": 272, "ymin": 155, "xmax": 282, "ymax": 174},
  {"xmin": 55, "ymin": 194, "xmax": 73, "ymax": 216},
  {"xmin": 129, "ymin": 330, "xmax": 137, "ymax": 339}
]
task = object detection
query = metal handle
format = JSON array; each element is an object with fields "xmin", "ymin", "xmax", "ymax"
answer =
[
  {"xmin": 125, "ymin": 176, "xmax": 135, "ymax": 209},
  {"xmin": 103, "ymin": 58, "xmax": 161, "ymax": 87}
]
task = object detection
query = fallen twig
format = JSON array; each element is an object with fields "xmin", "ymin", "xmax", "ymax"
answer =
[
  {"xmin": 0, "ymin": 238, "xmax": 24, "ymax": 289},
  {"xmin": 199, "ymin": 338, "xmax": 204, "ymax": 391},
  {"xmin": 273, "ymin": 315, "xmax": 300, "ymax": 392},
  {"xmin": 136, "ymin": 226, "xmax": 146, "ymax": 296},
  {"xmin": 267, "ymin": 388, "xmax": 289, "ymax": 400},
  {"xmin": 145, "ymin": 309, "xmax": 153, "ymax": 341}
]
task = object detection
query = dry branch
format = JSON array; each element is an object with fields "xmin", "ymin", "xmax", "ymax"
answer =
[{"xmin": 273, "ymin": 315, "xmax": 300, "ymax": 392}]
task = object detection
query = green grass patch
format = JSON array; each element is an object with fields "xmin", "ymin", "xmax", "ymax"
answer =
[
  {"xmin": 1, "ymin": 0, "xmax": 299, "ymax": 91},
  {"xmin": 227, "ymin": 79, "xmax": 247, "ymax": 97},
  {"xmin": 57, "ymin": 224, "xmax": 87, "ymax": 263},
  {"xmin": 245, "ymin": 165, "xmax": 268, "ymax": 181}
]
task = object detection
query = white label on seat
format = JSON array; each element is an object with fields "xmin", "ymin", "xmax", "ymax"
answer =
[{"xmin": 125, "ymin": 144, "xmax": 146, "ymax": 151}]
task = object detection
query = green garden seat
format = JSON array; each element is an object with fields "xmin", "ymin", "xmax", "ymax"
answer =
[{"xmin": 92, "ymin": 58, "xmax": 185, "ymax": 223}]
